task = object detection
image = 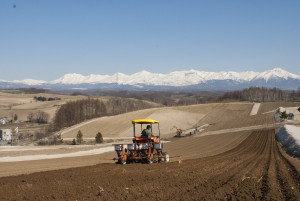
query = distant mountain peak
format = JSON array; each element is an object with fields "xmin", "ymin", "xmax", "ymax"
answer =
[
  {"xmin": 255, "ymin": 68, "xmax": 299, "ymax": 81},
  {"xmin": 11, "ymin": 79, "xmax": 47, "ymax": 85},
  {"xmin": 1, "ymin": 68, "xmax": 299, "ymax": 90}
]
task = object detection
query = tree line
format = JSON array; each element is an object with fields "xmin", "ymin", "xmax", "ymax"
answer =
[
  {"xmin": 19, "ymin": 88, "xmax": 51, "ymax": 94},
  {"xmin": 86, "ymin": 90, "xmax": 221, "ymax": 106},
  {"xmin": 104, "ymin": 97, "xmax": 157, "ymax": 115},
  {"xmin": 34, "ymin": 96, "xmax": 61, "ymax": 101},
  {"xmin": 52, "ymin": 98, "xmax": 107, "ymax": 131},
  {"xmin": 51, "ymin": 97, "xmax": 159, "ymax": 132},
  {"xmin": 218, "ymin": 87, "xmax": 300, "ymax": 102}
]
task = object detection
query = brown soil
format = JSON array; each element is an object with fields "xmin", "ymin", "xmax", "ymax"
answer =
[
  {"xmin": 60, "ymin": 102, "xmax": 255, "ymax": 139},
  {"xmin": 196, "ymin": 103, "xmax": 275, "ymax": 132},
  {"xmin": 258, "ymin": 102, "xmax": 300, "ymax": 114},
  {"xmin": 0, "ymin": 92, "xmax": 87, "ymax": 121},
  {"xmin": 0, "ymin": 131, "xmax": 249, "ymax": 177},
  {"xmin": 60, "ymin": 107, "xmax": 206, "ymax": 139},
  {"xmin": 60, "ymin": 102, "xmax": 282, "ymax": 140},
  {"xmin": 1, "ymin": 129, "xmax": 300, "ymax": 200}
]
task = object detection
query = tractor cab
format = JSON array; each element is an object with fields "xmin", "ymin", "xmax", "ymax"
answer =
[{"xmin": 132, "ymin": 119, "xmax": 160, "ymax": 144}]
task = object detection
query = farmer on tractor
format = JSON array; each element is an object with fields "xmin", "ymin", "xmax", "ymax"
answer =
[{"xmin": 141, "ymin": 125, "xmax": 153, "ymax": 138}]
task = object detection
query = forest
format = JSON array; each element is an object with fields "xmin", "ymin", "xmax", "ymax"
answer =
[
  {"xmin": 51, "ymin": 97, "xmax": 158, "ymax": 132},
  {"xmin": 52, "ymin": 98, "xmax": 107, "ymax": 131},
  {"xmin": 218, "ymin": 87, "xmax": 300, "ymax": 102}
]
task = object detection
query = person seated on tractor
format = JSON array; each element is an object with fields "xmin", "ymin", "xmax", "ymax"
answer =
[{"xmin": 141, "ymin": 125, "xmax": 152, "ymax": 138}]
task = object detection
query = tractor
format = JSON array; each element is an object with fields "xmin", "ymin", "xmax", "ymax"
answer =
[
  {"xmin": 113, "ymin": 119, "xmax": 169, "ymax": 164},
  {"xmin": 172, "ymin": 125, "xmax": 184, "ymax": 137}
]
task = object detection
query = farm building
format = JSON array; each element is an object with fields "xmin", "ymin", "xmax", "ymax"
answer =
[{"xmin": 0, "ymin": 129, "xmax": 12, "ymax": 141}]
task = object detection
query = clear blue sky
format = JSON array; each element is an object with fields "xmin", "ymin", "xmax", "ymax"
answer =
[{"xmin": 1, "ymin": 0, "xmax": 299, "ymax": 81}]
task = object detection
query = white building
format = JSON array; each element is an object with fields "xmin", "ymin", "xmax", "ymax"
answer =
[{"xmin": 0, "ymin": 129, "xmax": 12, "ymax": 141}]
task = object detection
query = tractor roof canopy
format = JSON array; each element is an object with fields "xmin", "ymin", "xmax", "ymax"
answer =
[{"xmin": 132, "ymin": 119, "xmax": 159, "ymax": 124}]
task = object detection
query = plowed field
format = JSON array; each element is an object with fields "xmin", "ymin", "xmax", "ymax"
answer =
[{"xmin": 1, "ymin": 129, "xmax": 300, "ymax": 200}]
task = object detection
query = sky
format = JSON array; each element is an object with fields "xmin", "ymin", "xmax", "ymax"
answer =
[{"xmin": 0, "ymin": 0, "xmax": 299, "ymax": 81}]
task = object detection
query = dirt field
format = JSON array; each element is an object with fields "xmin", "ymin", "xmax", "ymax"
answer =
[
  {"xmin": 258, "ymin": 102, "xmax": 300, "ymax": 114},
  {"xmin": 60, "ymin": 102, "xmax": 255, "ymax": 139},
  {"xmin": 59, "ymin": 102, "xmax": 281, "ymax": 140},
  {"xmin": 0, "ymin": 91, "xmax": 87, "ymax": 121},
  {"xmin": 60, "ymin": 107, "xmax": 206, "ymax": 139},
  {"xmin": 1, "ymin": 129, "xmax": 300, "ymax": 200},
  {"xmin": 0, "ymin": 131, "xmax": 250, "ymax": 177},
  {"xmin": 1, "ymin": 100, "xmax": 300, "ymax": 200}
]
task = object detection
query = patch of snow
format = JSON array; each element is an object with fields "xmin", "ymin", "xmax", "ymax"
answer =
[
  {"xmin": 70, "ymin": 88, "xmax": 87, "ymax": 90},
  {"xmin": 262, "ymin": 109, "xmax": 276, "ymax": 114},
  {"xmin": 276, "ymin": 125, "xmax": 300, "ymax": 158},
  {"xmin": 250, "ymin": 103, "xmax": 261, "ymax": 115},
  {"xmin": 0, "ymin": 146, "xmax": 114, "ymax": 162},
  {"xmin": 0, "ymin": 144, "xmax": 100, "ymax": 152}
]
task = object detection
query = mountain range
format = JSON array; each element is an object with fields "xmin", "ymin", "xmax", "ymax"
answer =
[{"xmin": 1, "ymin": 68, "xmax": 300, "ymax": 91}]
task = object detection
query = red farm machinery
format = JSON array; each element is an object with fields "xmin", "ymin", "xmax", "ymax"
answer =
[{"xmin": 113, "ymin": 119, "xmax": 169, "ymax": 164}]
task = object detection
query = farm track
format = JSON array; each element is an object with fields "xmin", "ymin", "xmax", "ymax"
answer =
[{"xmin": 1, "ymin": 129, "xmax": 300, "ymax": 200}]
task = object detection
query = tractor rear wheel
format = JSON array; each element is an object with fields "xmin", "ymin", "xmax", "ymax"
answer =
[{"xmin": 162, "ymin": 152, "xmax": 170, "ymax": 162}]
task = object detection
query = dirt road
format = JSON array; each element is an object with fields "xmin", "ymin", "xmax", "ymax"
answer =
[{"xmin": 1, "ymin": 129, "xmax": 299, "ymax": 200}]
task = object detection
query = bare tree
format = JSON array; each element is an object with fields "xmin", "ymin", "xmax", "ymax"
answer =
[
  {"xmin": 27, "ymin": 112, "xmax": 34, "ymax": 122},
  {"xmin": 52, "ymin": 98, "xmax": 107, "ymax": 131},
  {"xmin": 34, "ymin": 111, "xmax": 49, "ymax": 123},
  {"xmin": 219, "ymin": 87, "xmax": 290, "ymax": 102}
]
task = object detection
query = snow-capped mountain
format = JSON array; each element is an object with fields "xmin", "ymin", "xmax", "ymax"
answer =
[
  {"xmin": 1, "ymin": 68, "xmax": 300, "ymax": 90},
  {"xmin": 11, "ymin": 79, "xmax": 47, "ymax": 86}
]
